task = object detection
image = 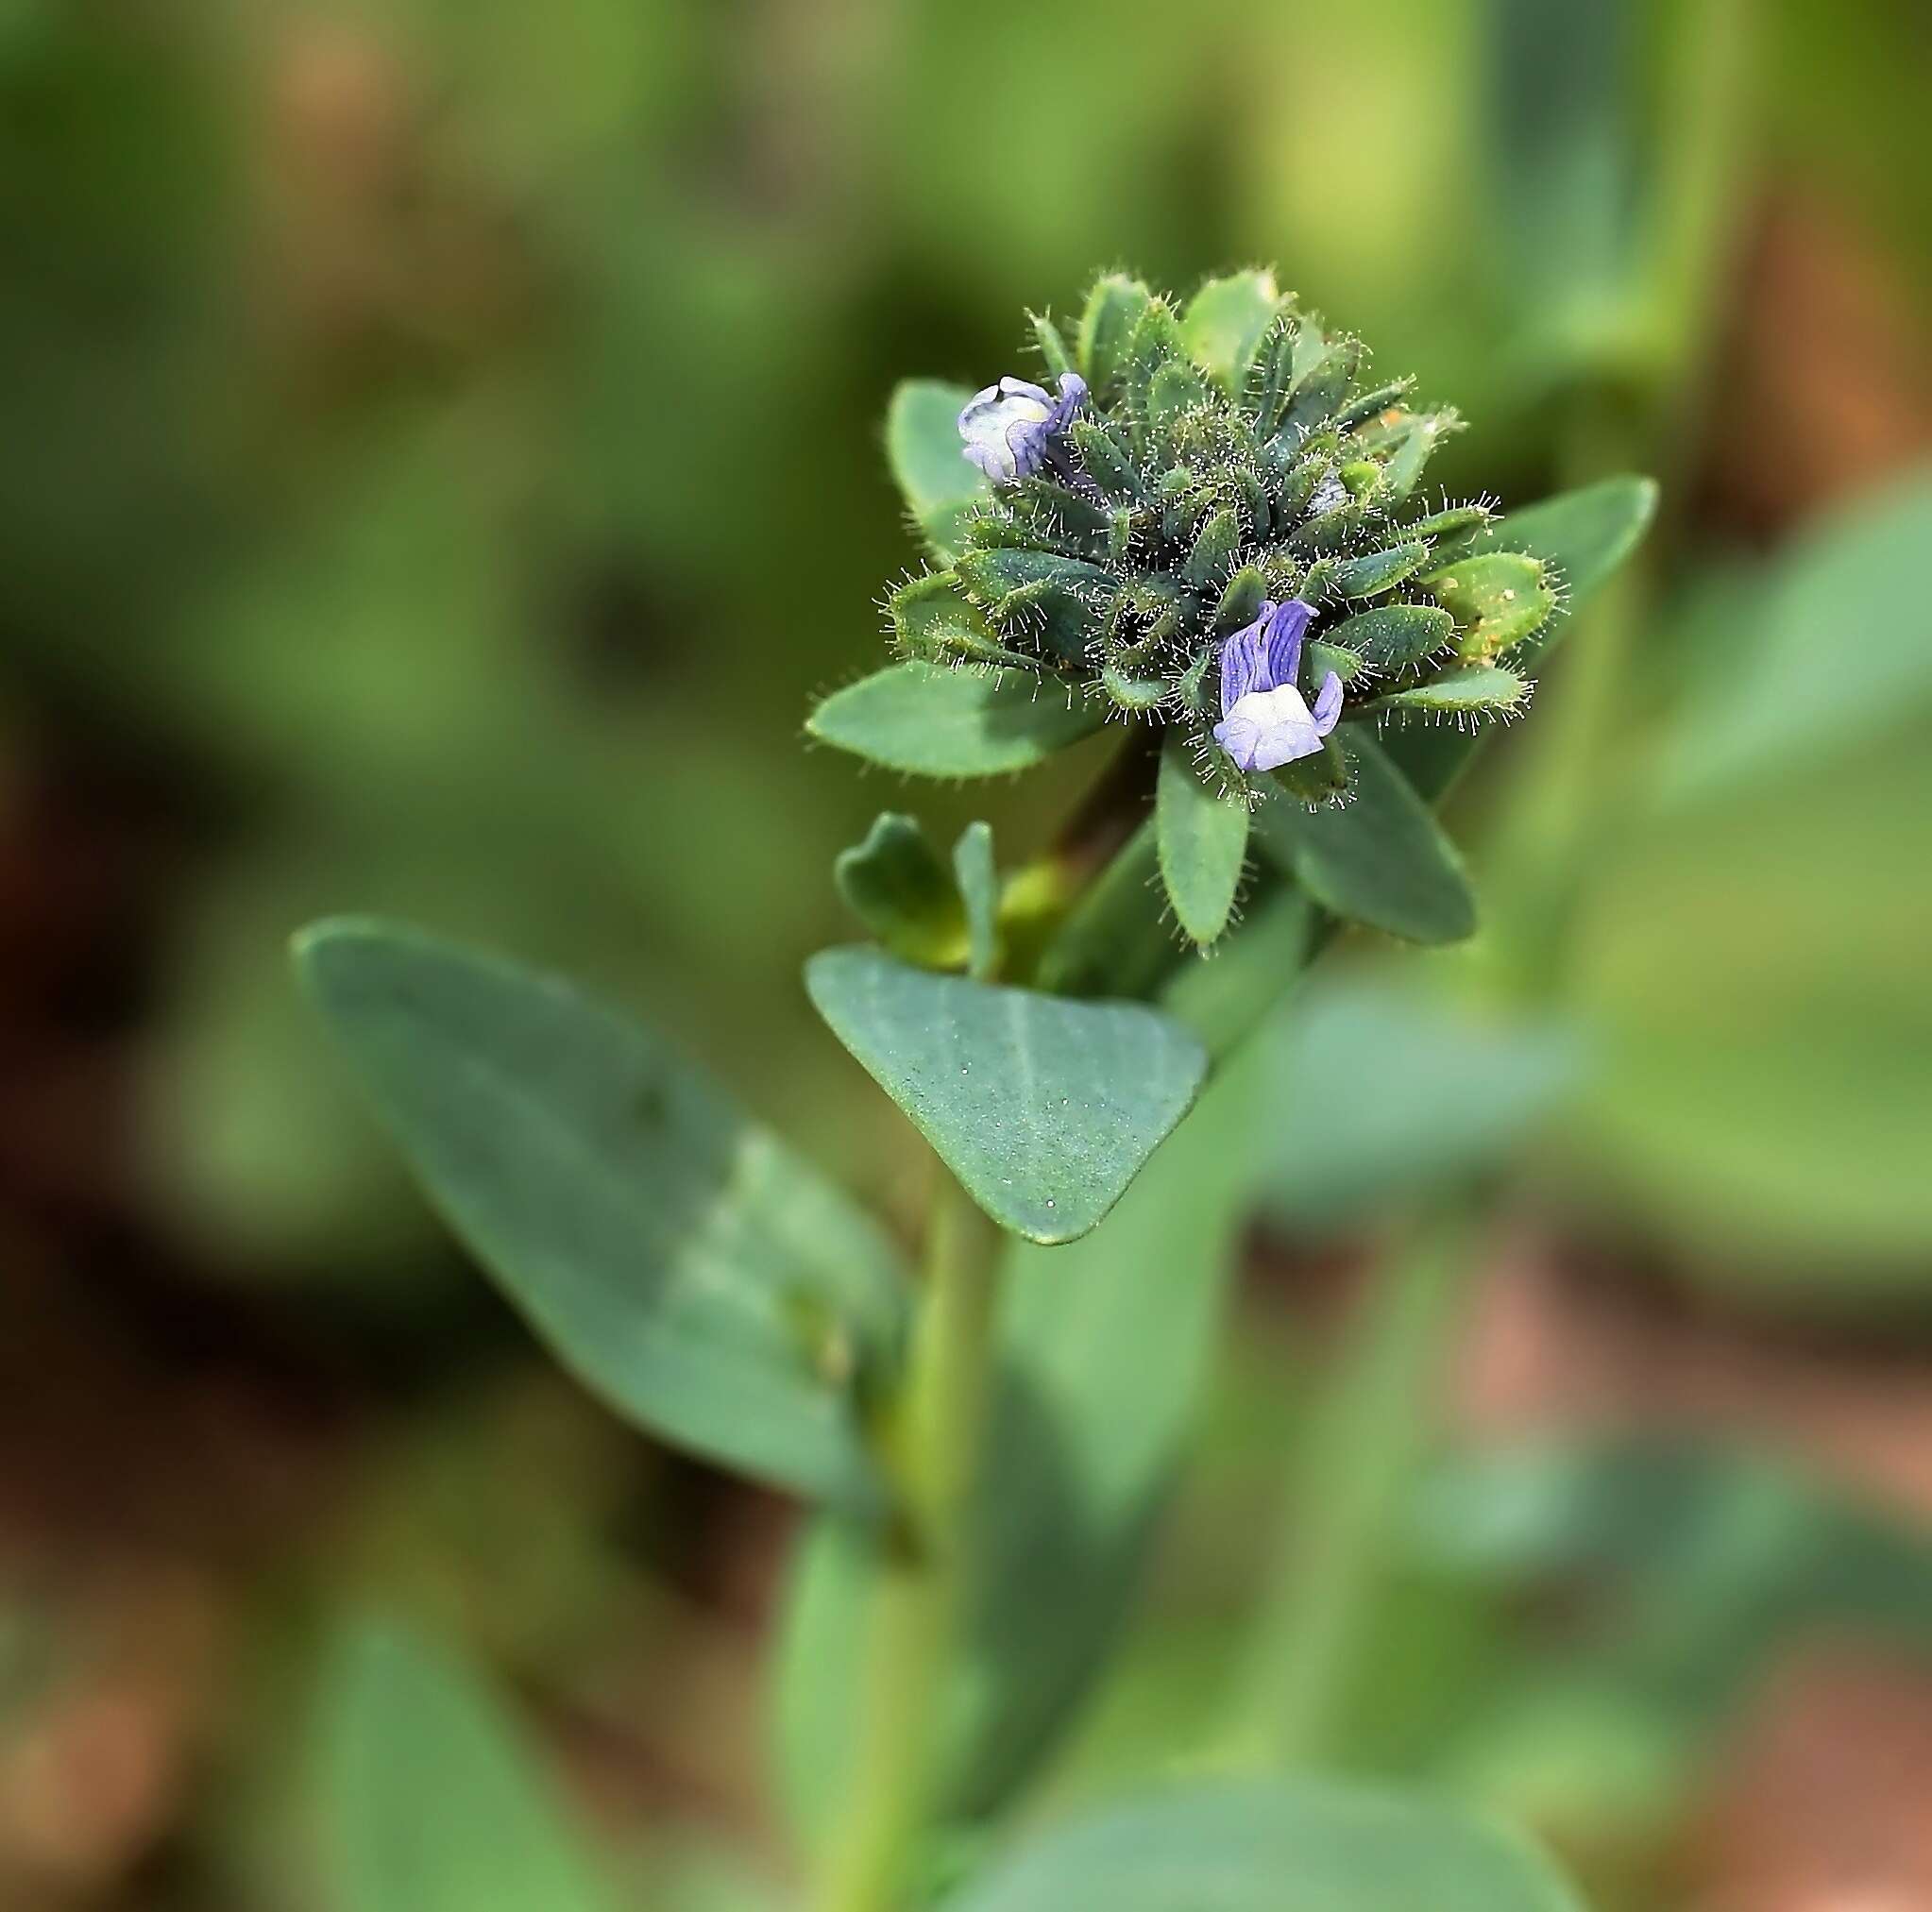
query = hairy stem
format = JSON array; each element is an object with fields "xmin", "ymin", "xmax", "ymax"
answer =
[{"xmin": 814, "ymin": 1167, "xmax": 998, "ymax": 1912}]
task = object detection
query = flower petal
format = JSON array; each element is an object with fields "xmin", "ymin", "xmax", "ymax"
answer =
[
  {"xmin": 1212, "ymin": 685, "xmax": 1326, "ymax": 772},
  {"xmin": 1311, "ymin": 668, "xmax": 1344, "ymax": 733},
  {"xmin": 1261, "ymin": 598, "xmax": 1313, "ymax": 690}
]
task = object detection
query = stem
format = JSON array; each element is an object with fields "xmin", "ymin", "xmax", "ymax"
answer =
[
  {"xmin": 814, "ymin": 1167, "xmax": 998, "ymax": 1912},
  {"xmin": 1236, "ymin": 1213, "xmax": 1474, "ymax": 1768}
]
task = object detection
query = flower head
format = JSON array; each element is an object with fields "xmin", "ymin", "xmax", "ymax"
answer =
[
  {"xmin": 1212, "ymin": 599, "xmax": 1343, "ymax": 773},
  {"xmin": 958, "ymin": 373, "xmax": 1088, "ymax": 484}
]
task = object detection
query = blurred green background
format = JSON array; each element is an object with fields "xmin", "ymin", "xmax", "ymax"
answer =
[{"xmin": 2, "ymin": 0, "xmax": 1929, "ymax": 1906}]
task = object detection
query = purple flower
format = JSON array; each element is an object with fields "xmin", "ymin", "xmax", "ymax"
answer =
[
  {"xmin": 958, "ymin": 372, "xmax": 1088, "ymax": 483},
  {"xmin": 1212, "ymin": 598, "xmax": 1344, "ymax": 773}
]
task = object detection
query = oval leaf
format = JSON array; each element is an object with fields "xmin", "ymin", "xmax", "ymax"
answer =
[
  {"xmin": 950, "ymin": 1778, "xmax": 1583, "ymax": 1912},
  {"xmin": 294, "ymin": 920, "xmax": 904, "ymax": 1505},
  {"xmin": 318, "ymin": 1619, "xmax": 613, "ymax": 1912},
  {"xmin": 1494, "ymin": 471, "xmax": 1659, "ymax": 618},
  {"xmin": 805, "ymin": 947, "xmax": 1207, "ymax": 1244},
  {"xmin": 1259, "ymin": 736, "xmax": 1476, "ymax": 944},
  {"xmin": 887, "ymin": 379, "xmax": 987, "ymax": 561},
  {"xmin": 1157, "ymin": 736, "xmax": 1250, "ymax": 947},
  {"xmin": 1387, "ymin": 474, "xmax": 1655, "ymax": 800},
  {"xmin": 807, "ymin": 663, "xmax": 1103, "ymax": 778}
]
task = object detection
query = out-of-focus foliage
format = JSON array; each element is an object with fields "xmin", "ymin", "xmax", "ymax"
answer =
[
  {"xmin": 316, "ymin": 1619, "xmax": 613, "ymax": 1912},
  {"xmin": 3, "ymin": 0, "xmax": 1931, "ymax": 1908},
  {"xmin": 1573, "ymin": 475, "xmax": 1932, "ymax": 1292}
]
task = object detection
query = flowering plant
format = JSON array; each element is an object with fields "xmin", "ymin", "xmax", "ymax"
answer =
[{"xmin": 295, "ymin": 270, "xmax": 1654, "ymax": 1910}]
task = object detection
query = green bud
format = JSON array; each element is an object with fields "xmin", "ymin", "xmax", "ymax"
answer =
[
  {"xmin": 1148, "ymin": 356, "xmax": 1212, "ymax": 431},
  {"xmin": 1120, "ymin": 297, "xmax": 1187, "ymax": 428},
  {"xmin": 1100, "ymin": 661, "xmax": 1171, "ymax": 712},
  {"xmin": 1235, "ymin": 465, "xmax": 1272, "ymax": 543},
  {"xmin": 1373, "ymin": 409, "xmax": 1460, "ymax": 497},
  {"xmin": 1212, "ymin": 565, "xmax": 1269, "ymax": 635},
  {"xmin": 1029, "ymin": 309, "xmax": 1075, "ymax": 382},
  {"xmin": 1357, "ymin": 665, "xmax": 1532, "ymax": 719},
  {"xmin": 1328, "ymin": 539, "xmax": 1432, "ymax": 599},
  {"xmin": 1419, "ymin": 551, "xmax": 1555, "ymax": 660},
  {"xmin": 1008, "ymin": 480, "xmax": 1110, "ymax": 550},
  {"xmin": 835, "ymin": 813, "xmax": 968, "ymax": 969},
  {"xmin": 1246, "ymin": 318, "xmax": 1299, "ymax": 432},
  {"xmin": 1401, "ymin": 502, "xmax": 1493, "ymax": 543},
  {"xmin": 890, "ymin": 571, "xmax": 1033, "ymax": 666},
  {"xmin": 1107, "ymin": 573, "xmax": 1188, "ymax": 650},
  {"xmin": 1339, "ymin": 460, "xmax": 1381, "ymax": 499},
  {"xmin": 1275, "ymin": 334, "xmax": 1361, "ymax": 448},
  {"xmin": 1174, "ymin": 649, "xmax": 1213, "ymax": 714},
  {"xmin": 1070, "ymin": 416, "xmax": 1140, "ymax": 497},
  {"xmin": 1306, "ymin": 640, "xmax": 1366, "ymax": 684},
  {"xmin": 1333, "ymin": 380, "xmax": 1415, "ymax": 434},
  {"xmin": 1325, "ymin": 601, "xmax": 1455, "ymax": 672},
  {"xmin": 1077, "ymin": 273, "xmax": 1154, "ymax": 406},
  {"xmin": 1183, "ymin": 507, "xmax": 1242, "ymax": 587},
  {"xmin": 1286, "ymin": 499, "xmax": 1370, "ymax": 556}
]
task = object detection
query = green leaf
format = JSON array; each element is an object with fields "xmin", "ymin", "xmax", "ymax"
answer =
[
  {"xmin": 948, "ymin": 1777, "xmax": 1583, "ymax": 1912},
  {"xmin": 1156, "ymin": 736, "xmax": 1249, "ymax": 947},
  {"xmin": 1259, "ymin": 975, "xmax": 1583, "ymax": 1231},
  {"xmin": 1258, "ymin": 736, "xmax": 1476, "ymax": 944},
  {"xmin": 806, "ymin": 663, "xmax": 1103, "ymax": 778},
  {"xmin": 777, "ymin": 1043, "xmax": 1270, "ymax": 1836},
  {"xmin": 1468, "ymin": 475, "xmax": 1659, "ymax": 635},
  {"xmin": 886, "ymin": 380, "xmax": 987, "ymax": 562},
  {"xmin": 317, "ymin": 1618, "xmax": 613, "ymax": 1912},
  {"xmin": 294, "ymin": 921, "xmax": 903, "ymax": 1504},
  {"xmin": 1576, "ymin": 713, "xmax": 1932, "ymax": 1287},
  {"xmin": 834, "ymin": 814, "xmax": 967, "ymax": 969},
  {"xmin": 1387, "ymin": 475, "xmax": 1655, "ymax": 800},
  {"xmin": 805, "ymin": 947, "xmax": 1207, "ymax": 1244},
  {"xmin": 952, "ymin": 821, "xmax": 1000, "ymax": 982},
  {"xmin": 1665, "ymin": 472, "xmax": 1932, "ymax": 794},
  {"xmin": 1180, "ymin": 271, "xmax": 1282, "ymax": 390}
]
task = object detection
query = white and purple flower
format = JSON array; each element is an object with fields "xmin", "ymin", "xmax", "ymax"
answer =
[
  {"xmin": 958, "ymin": 372, "xmax": 1088, "ymax": 484},
  {"xmin": 1212, "ymin": 598, "xmax": 1343, "ymax": 774}
]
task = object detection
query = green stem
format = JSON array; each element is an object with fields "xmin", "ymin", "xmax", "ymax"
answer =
[
  {"xmin": 814, "ymin": 1168, "xmax": 998, "ymax": 1912},
  {"xmin": 1236, "ymin": 1213, "xmax": 1474, "ymax": 1768}
]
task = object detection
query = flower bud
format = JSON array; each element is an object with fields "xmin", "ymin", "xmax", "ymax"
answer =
[{"xmin": 958, "ymin": 373, "xmax": 1088, "ymax": 484}]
